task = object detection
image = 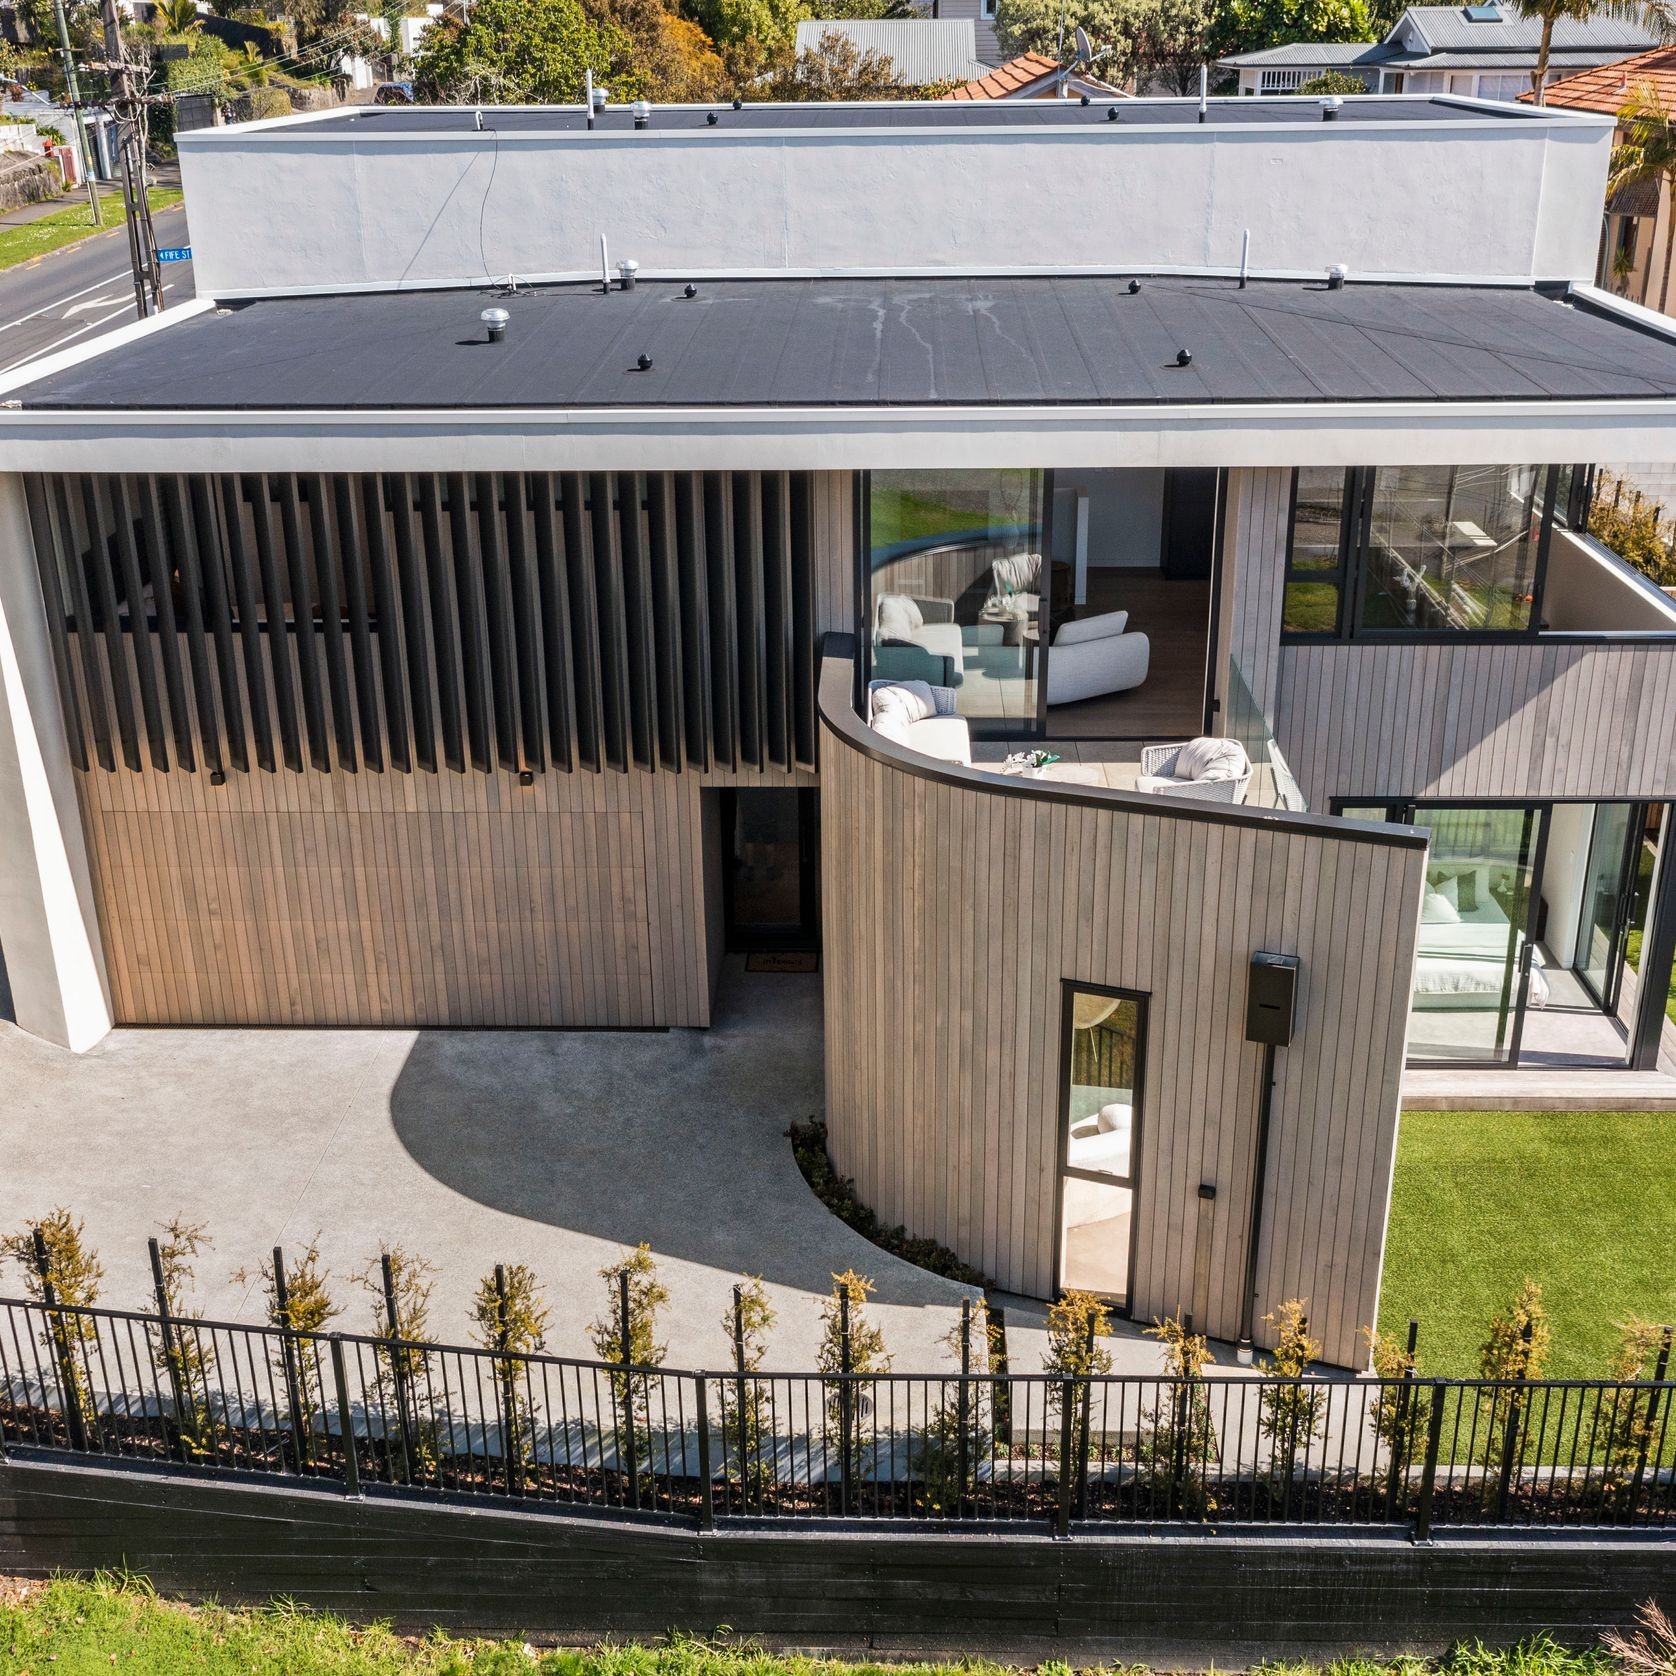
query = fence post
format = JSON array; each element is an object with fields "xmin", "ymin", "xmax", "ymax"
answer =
[
  {"xmin": 694, "ymin": 1372, "xmax": 715, "ymax": 1532},
  {"xmin": 1625, "ymin": 1323, "xmax": 1673, "ymax": 1521},
  {"xmin": 1055, "ymin": 1374, "xmax": 1076, "ymax": 1539},
  {"xmin": 1412, "ymin": 1380, "xmax": 1446, "ymax": 1544},
  {"xmin": 1493, "ymin": 1319, "xmax": 1533, "ymax": 1524},
  {"xmin": 328, "ymin": 1333, "xmax": 360, "ymax": 1498},
  {"xmin": 31, "ymin": 1228, "xmax": 89, "ymax": 1453},
  {"xmin": 147, "ymin": 1235, "xmax": 191, "ymax": 1465},
  {"xmin": 838, "ymin": 1289, "xmax": 854, "ymax": 1517},
  {"xmin": 732, "ymin": 1284, "xmax": 749, "ymax": 1504},
  {"xmin": 493, "ymin": 1264, "xmax": 523, "ymax": 1497},
  {"xmin": 379, "ymin": 1252, "xmax": 414, "ymax": 1485},
  {"xmin": 619, "ymin": 1268, "xmax": 640, "ymax": 1512},
  {"xmin": 272, "ymin": 1246, "xmax": 310, "ymax": 1473},
  {"xmin": 1383, "ymin": 1318, "xmax": 1419, "ymax": 1520},
  {"xmin": 1074, "ymin": 1315, "xmax": 1095, "ymax": 1522},
  {"xmin": 955, "ymin": 1297, "xmax": 972, "ymax": 1506}
]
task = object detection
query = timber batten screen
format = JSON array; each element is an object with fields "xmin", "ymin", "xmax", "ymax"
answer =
[{"xmin": 25, "ymin": 471, "xmax": 822, "ymax": 779}]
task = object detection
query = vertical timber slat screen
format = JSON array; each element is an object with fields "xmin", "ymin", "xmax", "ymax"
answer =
[{"xmin": 28, "ymin": 472, "xmax": 827, "ymax": 780}]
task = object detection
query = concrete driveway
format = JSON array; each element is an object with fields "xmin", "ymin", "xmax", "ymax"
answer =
[{"xmin": 0, "ymin": 960, "xmax": 975, "ymax": 1370}]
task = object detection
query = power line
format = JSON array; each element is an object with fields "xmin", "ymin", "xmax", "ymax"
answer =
[{"xmin": 93, "ymin": 0, "xmax": 163, "ymax": 319}]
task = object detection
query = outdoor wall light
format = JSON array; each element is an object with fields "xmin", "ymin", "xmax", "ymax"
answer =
[{"xmin": 480, "ymin": 307, "xmax": 510, "ymax": 344}]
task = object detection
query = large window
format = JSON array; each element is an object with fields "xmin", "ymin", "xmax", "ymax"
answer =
[
  {"xmin": 867, "ymin": 469, "xmax": 1047, "ymax": 732},
  {"xmin": 1284, "ymin": 465, "xmax": 1562, "ymax": 640},
  {"xmin": 1058, "ymin": 984, "xmax": 1145, "ymax": 1308}
]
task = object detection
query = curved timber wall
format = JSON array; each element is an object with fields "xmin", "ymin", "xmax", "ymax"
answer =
[{"xmin": 818, "ymin": 645, "xmax": 1428, "ymax": 1367}]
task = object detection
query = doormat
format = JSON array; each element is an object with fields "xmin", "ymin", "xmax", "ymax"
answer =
[{"xmin": 746, "ymin": 951, "xmax": 819, "ymax": 973}]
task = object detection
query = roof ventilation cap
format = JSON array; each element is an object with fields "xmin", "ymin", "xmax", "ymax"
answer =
[
  {"xmin": 480, "ymin": 306, "xmax": 510, "ymax": 344},
  {"xmin": 1107, "ymin": 105, "xmax": 1119, "ymax": 120},
  {"xmin": 1127, "ymin": 277, "xmax": 1141, "ymax": 294},
  {"xmin": 1175, "ymin": 347, "xmax": 1192, "ymax": 367},
  {"xmin": 1322, "ymin": 94, "xmax": 1342, "ymax": 120},
  {"xmin": 707, "ymin": 110, "xmax": 718, "ymax": 124},
  {"xmin": 637, "ymin": 353, "xmax": 654, "ymax": 371},
  {"xmin": 684, "ymin": 282, "xmax": 698, "ymax": 298},
  {"xmin": 633, "ymin": 98, "xmax": 651, "ymax": 129},
  {"xmin": 1326, "ymin": 263, "xmax": 1348, "ymax": 290},
  {"xmin": 618, "ymin": 257, "xmax": 640, "ymax": 291}
]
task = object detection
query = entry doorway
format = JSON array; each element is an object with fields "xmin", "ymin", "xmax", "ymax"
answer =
[{"xmin": 719, "ymin": 789, "xmax": 820, "ymax": 953}]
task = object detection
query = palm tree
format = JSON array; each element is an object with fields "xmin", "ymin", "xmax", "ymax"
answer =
[
  {"xmin": 1514, "ymin": 0, "xmax": 1599, "ymax": 102},
  {"xmin": 155, "ymin": 0, "xmax": 204, "ymax": 32},
  {"xmin": 1610, "ymin": 81, "xmax": 1676, "ymax": 313}
]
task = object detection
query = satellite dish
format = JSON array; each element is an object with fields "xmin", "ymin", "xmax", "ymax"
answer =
[{"xmin": 1074, "ymin": 24, "xmax": 1093, "ymax": 63}]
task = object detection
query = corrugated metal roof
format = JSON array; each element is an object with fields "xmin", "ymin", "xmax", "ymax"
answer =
[
  {"xmin": 17, "ymin": 277, "xmax": 1676, "ymax": 412},
  {"xmin": 1220, "ymin": 42, "xmax": 1386, "ymax": 66},
  {"xmin": 1403, "ymin": 4, "xmax": 1657, "ymax": 50},
  {"xmin": 1393, "ymin": 46, "xmax": 1637, "ymax": 67},
  {"xmin": 793, "ymin": 18, "xmax": 985, "ymax": 84}
]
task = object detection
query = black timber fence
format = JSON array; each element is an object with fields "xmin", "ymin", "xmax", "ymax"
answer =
[{"xmin": 2, "ymin": 1295, "xmax": 1674, "ymax": 1538}]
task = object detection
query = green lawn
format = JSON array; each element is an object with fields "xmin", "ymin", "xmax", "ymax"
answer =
[
  {"xmin": 0, "ymin": 186, "xmax": 184, "ymax": 273},
  {"xmin": 1379, "ymin": 1110, "xmax": 1676, "ymax": 1378},
  {"xmin": 0, "ymin": 1573, "xmax": 1620, "ymax": 1675}
]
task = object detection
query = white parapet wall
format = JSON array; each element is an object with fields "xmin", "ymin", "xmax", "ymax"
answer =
[{"xmin": 176, "ymin": 98, "xmax": 1613, "ymax": 298}]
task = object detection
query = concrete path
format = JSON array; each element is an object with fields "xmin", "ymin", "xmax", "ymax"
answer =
[{"xmin": 0, "ymin": 960, "xmax": 976, "ymax": 1371}]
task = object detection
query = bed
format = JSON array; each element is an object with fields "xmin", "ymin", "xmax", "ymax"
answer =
[{"xmin": 1413, "ymin": 872, "xmax": 1550, "ymax": 1010}]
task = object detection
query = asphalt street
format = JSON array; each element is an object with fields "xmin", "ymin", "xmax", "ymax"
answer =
[{"xmin": 0, "ymin": 199, "xmax": 193, "ymax": 379}]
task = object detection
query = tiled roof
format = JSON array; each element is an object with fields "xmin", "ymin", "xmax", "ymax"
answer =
[
  {"xmin": 1524, "ymin": 44, "xmax": 1676, "ymax": 113},
  {"xmin": 942, "ymin": 52, "xmax": 1061, "ymax": 99}
]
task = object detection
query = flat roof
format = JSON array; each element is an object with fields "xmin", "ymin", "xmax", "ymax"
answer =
[
  {"xmin": 16, "ymin": 277, "xmax": 1676, "ymax": 412},
  {"xmin": 224, "ymin": 95, "xmax": 1546, "ymax": 137}
]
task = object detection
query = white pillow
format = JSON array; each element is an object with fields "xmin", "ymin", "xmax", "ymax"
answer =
[
  {"xmin": 876, "ymin": 594, "xmax": 923, "ymax": 641},
  {"xmin": 1054, "ymin": 610, "xmax": 1128, "ymax": 647},
  {"xmin": 869, "ymin": 680, "xmax": 936, "ymax": 724},
  {"xmin": 1421, "ymin": 888, "xmax": 1460, "ymax": 925},
  {"xmin": 1436, "ymin": 874, "xmax": 1460, "ymax": 911},
  {"xmin": 1176, "ymin": 736, "xmax": 1251, "ymax": 783}
]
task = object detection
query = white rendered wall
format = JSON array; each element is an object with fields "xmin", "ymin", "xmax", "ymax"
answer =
[
  {"xmin": 0, "ymin": 474, "xmax": 112, "ymax": 1051},
  {"xmin": 176, "ymin": 104, "xmax": 1613, "ymax": 297}
]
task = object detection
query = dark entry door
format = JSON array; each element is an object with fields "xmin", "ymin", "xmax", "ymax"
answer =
[{"xmin": 722, "ymin": 789, "xmax": 820, "ymax": 951}]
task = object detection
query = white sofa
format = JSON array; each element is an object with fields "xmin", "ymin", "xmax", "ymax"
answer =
[
  {"xmin": 866, "ymin": 679, "xmax": 972, "ymax": 766},
  {"xmin": 873, "ymin": 592, "xmax": 965, "ymax": 688},
  {"xmin": 1137, "ymin": 737, "xmax": 1252, "ymax": 803},
  {"xmin": 1044, "ymin": 610, "xmax": 1151, "ymax": 706}
]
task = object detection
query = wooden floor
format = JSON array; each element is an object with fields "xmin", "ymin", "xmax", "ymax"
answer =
[
  {"xmin": 1401, "ymin": 1068, "xmax": 1676, "ymax": 1110},
  {"xmin": 1045, "ymin": 571, "xmax": 1212, "ymax": 739}
]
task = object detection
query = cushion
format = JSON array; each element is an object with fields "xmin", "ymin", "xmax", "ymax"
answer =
[
  {"xmin": 989, "ymin": 553, "xmax": 1042, "ymax": 597},
  {"xmin": 1054, "ymin": 610, "xmax": 1129, "ymax": 647},
  {"xmin": 1174, "ymin": 736, "xmax": 1251, "ymax": 783},
  {"xmin": 1455, "ymin": 870, "xmax": 1480, "ymax": 913},
  {"xmin": 876, "ymin": 593, "xmax": 923, "ymax": 641},
  {"xmin": 1436, "ymin": 874, "xmax": 1460, "ymax": 912},
  {"xmin": 1421, "ymin": 888, "xmax": 1461, "ymax": 925},
  {"xmin": 908, "ymin": 714, "xmax": 973, "ymax": 766},
  {"xmin": 869, "ymin": 679, "xmax": 937, "ymax": 724}
]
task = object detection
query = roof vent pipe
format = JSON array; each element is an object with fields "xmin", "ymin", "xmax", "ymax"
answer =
[
  {"xmin": 585, "ymin": 68, "xmax": 595, "ymax": 130},
  {"xmin": 619, "ymin": 257, "xmax": 639, "ymax": 291},
  {"xmin": 480, "ymin": 307, "xmax": 509, "ymax": 344},
  {"xmin": 633, "ymin": 98, "xmax": 650, "ymax": 129},
  {"xmin": 1327, "ymin": 262, "xmax": 1348, "ymax": 290},
  {"xmin": 1322, "ymin": 94, "xmax": 1342, "ymax": 120},
  {"xmin": 1238, "ymin": 228, "xmax": 1250, "ymax": 289},
  {"xmin": 600, "ymin": 233, "xmax": 611, "ymax": 293},
  {"xmin": 1198, "ymin": 64, "xmax": 1208, "ymax": 122}
]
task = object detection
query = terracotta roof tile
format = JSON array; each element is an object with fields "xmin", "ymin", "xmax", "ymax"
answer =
[
  {"xmin": 1519, "ymin": 45, "xmax": 1676, "ymax": 112},
  {"xmin": 943, "ymin": 52, "xmax": 1061, "ymax": 100}
]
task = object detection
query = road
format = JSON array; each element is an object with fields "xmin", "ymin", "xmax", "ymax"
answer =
[{"xmin": 0, "ymin": 200, "xmax": 193, "ymax": 379}]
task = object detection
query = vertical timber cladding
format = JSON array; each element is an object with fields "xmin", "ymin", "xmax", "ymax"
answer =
[
  {"xmin": 819, "ymin": 704, "xmax": 1426, "ymax": 1369},
  {"xmin": 26, "ymin": 471, "xmax": 852, "ymax": 1028}
]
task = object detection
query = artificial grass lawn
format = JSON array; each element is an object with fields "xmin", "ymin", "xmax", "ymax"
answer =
[
  {"xmin": 0, "ymin": 187, "xmax": 183, "ymax": 273},
  {"xmin": 1378, "ymin": 1110, "xmax": 1676, "ymax": 1378},
  {"xmin": 0, "ymin": 1573, "xmax": 1619, "ymax": 1675}
]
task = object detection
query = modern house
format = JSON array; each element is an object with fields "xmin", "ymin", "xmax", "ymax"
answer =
[
  {"xmin": 1532, "ymin": 47, "xmax": 1676, "ymax": 311},
  {"xmin": 1, "ymin": 96, "xmax": 1674, "ymax": 1368},
  {"xmin": 1220, "ymin": 3, "xmax": 1660, "ymax": 98},
  {"xmin": 794, "ymin": 18, "xmax": 987, "ymax": 86}
]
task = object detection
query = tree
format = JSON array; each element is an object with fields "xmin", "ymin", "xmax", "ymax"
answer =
[
  {"xmin": 748, "ymin": 29, "xmax": 906, "ymax": 99},
  {"xmin": 1611, "ymin": 82, "xmax": 1676, "ymax": 315},
  {"xmin": 1132, "ymin": 0, "xmax": 1218, "ymax": 95},
  {"xmin": 1295, "ymin": 67, "xmax": 1368, "ymax": 91},
  {"xmin": 691, "ymin": 0, "xmax": 804, "ymax": 50},
  {"xmin": 1514, "ymin": 0, "xmax": 1597, "ymax": 102},
  {"xmin": 414, "ymin": 0, "xmax": 632, "ymax": 103},
  {"xmin": 1209, "ymin": 0, "xmax": 1376, "ymax": 62},
  {"xmin": 994, "ymin": 0, "xmax": 1143, "ymax": 73},
  {"xmin": 153, "ymin": 0, "xmax": 204, "ymax": 32}
]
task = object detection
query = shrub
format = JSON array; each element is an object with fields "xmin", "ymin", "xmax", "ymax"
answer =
[
  {"xmin": 1, "ymin": 1208, "xmax": 103, "ymax": 1424},
  {"xmin": 1364, "ymin": 1322, "xmax": 1431, "ymax": 1479},
  {"xmin": 1139, "ymin": 1313, "xmax": 1219, "ymax": 1514},
  {"xmin": 818, "ymin": 1269, "xmax": 889, "ymax": 1485},
  {"xmin": 1257, "ymin": 1299, "xmax": 1326, "ymax": 1482},
  {"xmin": 1043, "ymin": 1288, "xmax": 1112, "ymax": 1438},
  {"xmin": 472, "ymin": 1262, "xmax": 551, "ymax": 1471},
  {"xmin": 1589, "ymin": 472, "xmax": 1676, "ymax": 589},
  {"xmin": 356, "ymin": 1244, "xmax": 439, "ymax": 1475},
  {"xmin": 590, "ymin": 1244, "xmax": 670, "ymax": 1484},
  {"xmin": 1295, "ymin": 69, "xmax": 1367, "ymax": 94},
  {"xmin": 1602, "ymin": 1320, "xmax": 1671, "ymax": 1501},
  {"xmin": 232, "ymin": 1236, "xmax": 338, "ymax": 1450},
  {"xmin": 1602, "ymin": 1598, "xmax": 1676, "ymax": 1676},
  {"xmin": 151, "ymin": 1218, "xmax": 216, "ymax": 1457},
  {"xmin": 914, "ymin": 1298, "xmax": 1003, "ymax": 1511},
  {"xmin": 1477, "ymin": 1277, "xmax": 1550, "ymax": 1482},
  {"xmin": 719, "ymin": 1276, "xmax": 776, "ymax": 1489}
]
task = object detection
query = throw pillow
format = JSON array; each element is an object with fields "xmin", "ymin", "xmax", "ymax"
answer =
[
  {"xmin": 869, "ymin": 680, "xmax": 936, "ymax": 724},
  {"xmin": 1054, "ymin": 610, "xmax": 1129, "ymax": 647},
  {"xmin": 876, "ymin": 594, "xmax": 922, "ymax": 642},
  {"xmin": 1421, "ymin": 888, "xmax": 1460, "ymax": 925},
  {"xmin": 1176, "ymin": 736, "xmax": 1251, "ymax": 783},
  {"xmin": 1455, "ymin": 870, "xmax": 1480, "ymax": 913},
  {"xmin": 1436, "ymin": 874, "xmax": 1460, "ymax": 912}
]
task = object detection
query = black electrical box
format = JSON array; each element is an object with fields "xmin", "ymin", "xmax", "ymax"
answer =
[{"xmin": 1245, "ymin": 952, "xmax": 1300, "ymax": 1046}]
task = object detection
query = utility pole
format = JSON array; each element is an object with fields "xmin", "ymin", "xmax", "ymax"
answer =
[
  {"xmin": 95, "ymin": 0, "xmax": 163, "ymax": 318},
  {"xmin": 51, "ymin": 0, "xmax": 102, "ymax": 224}
]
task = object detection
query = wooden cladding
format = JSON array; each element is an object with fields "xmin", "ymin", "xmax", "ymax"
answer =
[{"xmin": 25, "ymin": 471, "xmax": 822, "ymax": 780}]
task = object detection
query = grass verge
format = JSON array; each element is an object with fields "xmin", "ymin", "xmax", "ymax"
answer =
[
  {"xmin": 0, "ymin": 186, "xmax": 184, "ymax": 273},
  {"xmin": 0, "ymin": 1572, "xmax": 1624, "ymax": 1675},
  {"xmin": 1378, "ymin": 1110, "xmax": 1676, "ymax": 1377}
]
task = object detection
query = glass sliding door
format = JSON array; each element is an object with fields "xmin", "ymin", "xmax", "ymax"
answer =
[
  {"xmin": 1058, "ymin": 984, "xmax": 1145, "ymax": 1308},
  {"xmin": 1407, "ymin": 804, "xmax": 1544, "ymax": 1066},
  {"xmin": 867, "ymin": 469, "xmax": 1047, "ymax": 735},
  {"xmin": 1577, "ymin": 802, "xmax": 1639, "ymax": 1011}
]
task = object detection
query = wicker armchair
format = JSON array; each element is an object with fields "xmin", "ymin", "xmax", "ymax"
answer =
[{"xmin": 1137, "ymin": 739, "xmax": 1252, "ymax": 804}]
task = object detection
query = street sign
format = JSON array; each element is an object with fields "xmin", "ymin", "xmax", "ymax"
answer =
[{"xmin": 157, "ymin": 247, "xmax": 192, "ymax": 263}]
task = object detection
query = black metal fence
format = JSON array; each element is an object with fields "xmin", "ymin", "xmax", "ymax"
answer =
[{"xmin": 3, "ymin": 1295, "xmax": 1673, "ymax": 1536}]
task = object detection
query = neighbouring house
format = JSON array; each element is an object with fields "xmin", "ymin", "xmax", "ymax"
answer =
[
  {"xmin": 1529, "ymin": 47, "xmax": 1676, "ymax": 312},
  {"xmin": 1220, "ymin": 1, "xmax": 1660, "ymax": 98},
  {"xmin": 2, "ymin": 96, "xmax": 1675, "ymax": 1371},
  {"xmin": 942, "ymin": 51, "xmax": 1124, "ymax": 99},
  {"xmin": 793, "ymin": 17, "xmax": 987, "ymax": 86}
]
